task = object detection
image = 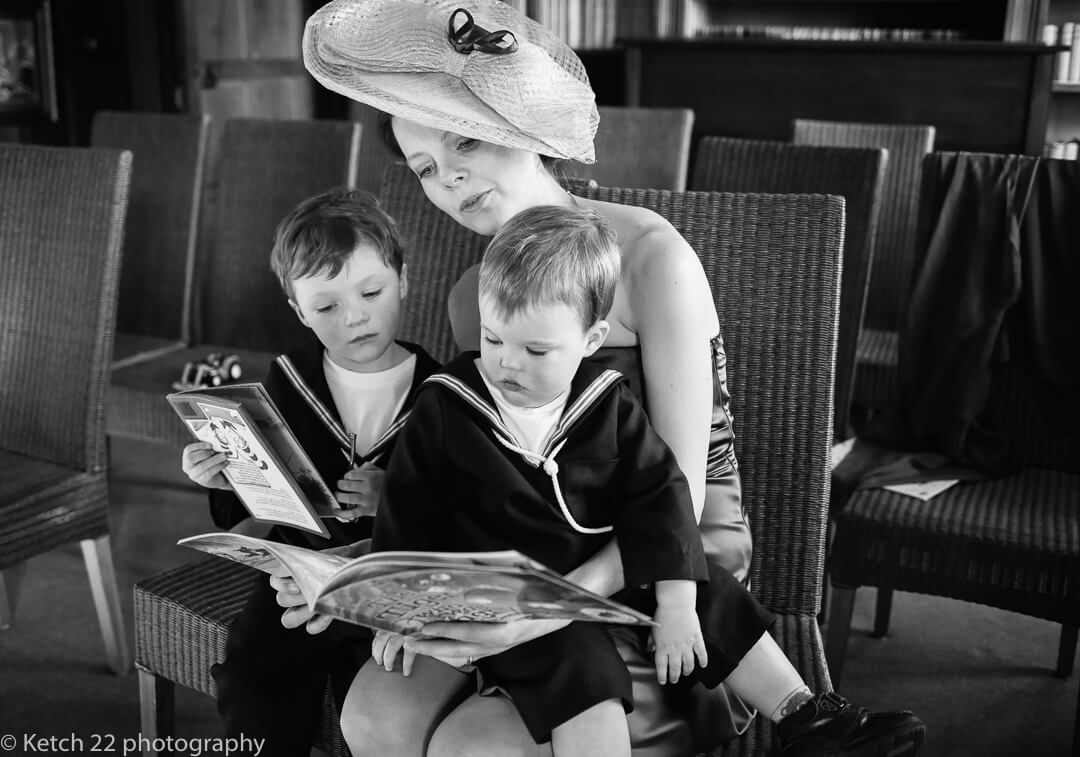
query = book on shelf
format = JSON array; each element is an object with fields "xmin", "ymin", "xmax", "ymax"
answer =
[
  {"xmin": 167, "ymin": 383, "xmax": 349, "ymax": 537},
  {"xmin": 179, "ymin": 532, "xmax": 657, "ymax": 636}
]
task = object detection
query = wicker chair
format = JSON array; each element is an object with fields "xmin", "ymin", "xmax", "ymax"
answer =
[
  {"xmin": 572, "ymin": 185, "xmax": 845, "ymax": 756},
  {"xmin": 563, "ymin": 106, "xmax": 695, "ymax": 191},
  {"xmin": 689, "ymin": 137, "xmax": 886, "ymax": 442},
  {"xmin": 90, "ymin": 111, "xmax": 211, "ymax": 369},
  {"xmin": 107, "ymin": 117, "xmax": 361, "ymax": 448},
  {"xmin": 133, "ymin": 162, "xmax": 488, "ymax": 757},
  {"xmin": 348, "ymin": 100, "xmax": 401, "ymax": 197},
  {"xmin": 0, "ymin": 143, "xmax": 133, "ymax": 675},
  {"xmin": 825, "ymin": 153, "xmax": 1080, "ymax": 752},
  {"xmin": 792, "ymin": 119, "xmax": 935, "ymax": 417}
]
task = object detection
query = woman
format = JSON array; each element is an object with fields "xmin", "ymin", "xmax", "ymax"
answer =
[{"xmin": 298, "ymin": 2, "xmax": 925, "ymax": 756}]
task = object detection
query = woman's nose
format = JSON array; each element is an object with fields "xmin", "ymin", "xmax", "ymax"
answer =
[{"xmin": 440, "ymin": 164, "xmax": 466, "ymax": 188}]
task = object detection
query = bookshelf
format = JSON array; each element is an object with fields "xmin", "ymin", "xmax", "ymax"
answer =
[{"xmin": 1046, "ymin": 0, "xmax": 1080, "ymax": 148}]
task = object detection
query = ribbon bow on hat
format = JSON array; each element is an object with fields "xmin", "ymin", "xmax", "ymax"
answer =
[{"xmin": 303, "ymin": 0, "xmax": 598, "ymax": 163}]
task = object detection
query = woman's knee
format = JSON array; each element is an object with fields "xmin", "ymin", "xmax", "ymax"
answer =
[{"xmin": 428, "ymin": 695, "xmax": 552, "ymax": 757}]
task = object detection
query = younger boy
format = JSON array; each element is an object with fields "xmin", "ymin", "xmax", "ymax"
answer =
[
  {"xmin": 341, "ymin": 205, "xmax": 774, "ymax": 757},
  {"xmin": 180, "ymin": 188, "xmax": 439, "ymax": 757}
]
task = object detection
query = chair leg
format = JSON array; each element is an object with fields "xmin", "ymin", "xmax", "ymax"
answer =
[
  {"xmin": 871, "ymin": 585, "xmax": 893, "ymax": 639},
  {"xmin": 138, "ymin": 668, "xmax": 175, "ymax": 756},
  {"xmin": 81, "ymin": 536, "xmax": 132, "ymax": 675},
  {"xmin": 0, "ymin": 564, "xmax": 25, "ymax": 629},
  {"xmin": 825, "ymin": 586, "xmax": 857, "ymax": 690},
  {"xmin": 1056, "ymin": 625, "xmax": 1078, "ymax": 679}
]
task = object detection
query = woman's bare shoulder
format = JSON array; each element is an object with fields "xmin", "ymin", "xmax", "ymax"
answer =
[{"xmin": 574, "ymin": 195, "xmax": 689, "ymax": 260}]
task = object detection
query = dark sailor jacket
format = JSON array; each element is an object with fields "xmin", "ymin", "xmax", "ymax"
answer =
[
  {"xmin": 373, "ymin": 352, "xmax": 708, "ymax": 588},
  {"xmin": 209, "ymin": 336, "xmax": 440, "ymax": 548}
]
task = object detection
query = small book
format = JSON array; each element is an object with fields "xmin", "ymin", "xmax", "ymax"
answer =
[
  {"xmin": 179, "ymin": 532, "xmax": 657, "ymax": 636},
  {"xmin": 168, "ymin": 383, "xmax": 344, "ymax": 537}
]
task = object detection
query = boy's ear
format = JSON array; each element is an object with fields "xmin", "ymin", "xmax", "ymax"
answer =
[
  {"xmin": 582, "ymin": 319, "xmax": 610, "ymax": 357},
  {"xmin": 288, "ymin": 298, "xmax": 312, "ymax": 329},
  {"xmin": 398, "ymin": 263, "xmax": 409, "ymax": 300}
]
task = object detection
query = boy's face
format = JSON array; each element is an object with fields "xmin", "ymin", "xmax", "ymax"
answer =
[
  {"xmin": 479, "ymin": 296, "xmax": 608, "ymax": 409},
  {"xmin": 289, "ymin": 243, "xmax": 407, "ymax": 373}
]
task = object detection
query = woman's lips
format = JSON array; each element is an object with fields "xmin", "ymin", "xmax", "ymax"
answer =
[{"xmin": 460, "ymin": 190, "xmax": 491, "ymax": 214}]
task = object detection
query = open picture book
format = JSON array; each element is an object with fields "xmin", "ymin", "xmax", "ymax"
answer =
[
  {"xmin": 179, "ymin": 532, "xmax": 656, "ymax": 635},
  {"xmin": 168, "ymin": 383, "xmax": 346, "ymax": 537}
]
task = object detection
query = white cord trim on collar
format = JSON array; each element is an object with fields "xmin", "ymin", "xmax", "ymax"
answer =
[{"xmin": 494, "ymin": 434, "xmax": 613, "ymax": 535}]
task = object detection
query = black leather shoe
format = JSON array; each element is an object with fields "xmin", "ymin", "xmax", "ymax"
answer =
[{"xmin": 777, "ymin": 691, "xmax": 925, "ymax": 757}]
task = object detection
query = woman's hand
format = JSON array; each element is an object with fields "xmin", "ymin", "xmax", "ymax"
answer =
[
  {"xmin": 181, "ymin": 442, "xmax": 231, "ymax": 490},
  {"xmin": 407, "ymin": 617, "xmax": 571, "ymax": 667},
  {"xmin": 334, "ymin": 462, "xmax": 384, "ymax": 521},
  {"xmin": 269, "ymin": 569, "xmax": 333, "ymax": 635}
]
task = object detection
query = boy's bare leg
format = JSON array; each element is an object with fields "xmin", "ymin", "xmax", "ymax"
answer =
[
  {"xmin": 550, "ymin": 699, "xmax": 630, "ymax": 757},
  {"xmin": 341, "ymin": 655, "xmax": 470, "ymax": 757},
  {"xmin": 723, "ymin": 631, "xmax": 812, "ymax": 721}
]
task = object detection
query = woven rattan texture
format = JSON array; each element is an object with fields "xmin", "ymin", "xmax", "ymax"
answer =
[
  {"xmin": 379, "ymin": 163, "xmax": 490, "ymax": 363},
  {"xmin": 0, "ymin": 144, "xmax": 131, "ymax": 472},
  {"xmin": 690, "ymin": 137, "xmax": 886, "ymax": 440},
  {"xmin": 197, "ymin": 118, "xmax": 361, "ymax": 352},
  {"xmin": 573, "ymin": 185, "xmax": 843, "ymax": 616},
  {"xmin": 0, "ymin": 451, "xmax": 108, "ymax": 568},
  {"xmin": 832, "ymin": 467, "xmax": 1080, "ymax": 625},
  {"xmin": 134, "ymin": 558, "xmax": 347, "ymax": 756},
  {"xmin": 91, "ymin": 111, "xmax": 210, "ymax": 345},
  {"xmin": 564, "ymin": 106, "xmax": 694, "ymax": 191},
  {"xmin": 792, "ymin": 120, "xmax": 934, "ymax": 330}
]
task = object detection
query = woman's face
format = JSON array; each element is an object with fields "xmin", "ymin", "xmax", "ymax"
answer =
[{"xmin": 391, "ymin": 118, "xmax": 553, "ymax": 236}]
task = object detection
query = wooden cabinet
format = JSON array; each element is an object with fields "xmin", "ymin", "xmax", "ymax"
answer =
[{"xmin": 616, "ymin": 38, "xmax": 1055, "ymax": 154}]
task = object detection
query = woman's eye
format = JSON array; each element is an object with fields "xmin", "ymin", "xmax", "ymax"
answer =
[
  {"xmin": 362, "ymin": 289, "xmax": 383, "ymax": 300},
  {"xmin": 457, "ymin": 138, "xmax": 477, "ymax": 151},
  {"xmin": 416, "ymin": 164, "xmax": 434, "ymax": 179}
]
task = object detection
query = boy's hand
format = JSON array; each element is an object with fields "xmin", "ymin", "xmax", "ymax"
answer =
[
  {"xmin": 651, "ymin": 603, "xmax": 708, "ymax": 685},
  {"xmin": 334, "ymin": 462, "xmax": 384, "ymax": 520},
  {"xmin": 181, "ymin": 442, "xmax": 231, "ymax": 490},
  {"xmin": 372, "ymin": 630, "xmax": 417, "ymax": 676},
  {"xmin": 269, "ymin": 570, "xmax": 332, "ymax": 635}
]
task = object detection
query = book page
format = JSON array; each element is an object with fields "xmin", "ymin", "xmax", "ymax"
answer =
[
  {"xmin": 178, "ymin": 532, "xmax": 351, "ymax": 605},
  {"xmin": 179, "ymin": 400, "xmax": 327, "ymax": 535},
  {"xmin": 313, "ymin": 560, "xmax": 655, "ymax": 636},
  {"xmin": 206, "ymin": 384, "xmax": 340, "ymax": 516}
]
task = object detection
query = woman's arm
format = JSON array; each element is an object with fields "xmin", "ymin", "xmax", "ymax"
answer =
[{"xmin": 624, "ymin": 224, "xmax": 719, "ymax": 521}]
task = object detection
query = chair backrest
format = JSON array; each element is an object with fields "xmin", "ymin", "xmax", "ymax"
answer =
[
  {"xmin": 379, "ymin": 164, "xmax": 489, "ymax": 364},
  {"xmin": 563, "ymin": 106, "xmax": 694, "ymax": 191},
  {"xmin": 348, "ymin": 100, "xmax": 401, "ymax": 197},
  {"xmin": 0, "ymin": 144, "xmax": 132, "ymax": 472},
  {"xmin": 793, "ymin": 118, "xmax": 935, "ymax": 332},
  {"xmin": 90, "ymin": 111, "xmax": 210, "ymax": 345},
  {"xmin": 196, "ymin": 118, "xmax": 361, "ymax": 352},
  {"xmin": 690, "ymin": 136, "xmax": 886, "ymax": 440},
  {"xmin": 572, "ymin": 185, "xmax": 844, "ymax": 614}
]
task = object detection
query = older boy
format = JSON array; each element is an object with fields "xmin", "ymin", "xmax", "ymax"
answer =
[{"xmin": 180, "ymin": 188, "xmax": 439, "ymax": 757}]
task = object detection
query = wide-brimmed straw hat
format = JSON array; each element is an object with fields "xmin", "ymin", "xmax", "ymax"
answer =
[{"xmin": 303, "ymin": 0, "xmax": 598, "ymax": 163}]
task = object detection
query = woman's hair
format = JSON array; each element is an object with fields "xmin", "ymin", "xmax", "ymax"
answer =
[
  {"xmin": 378, "ymin": 112, "xmax": 567, "ymax": 178},
  {"xmin": 270, "ymin": 187, "xmax": 404, "ymax": 299},
  {"xmin": 480, "ymin": 205, "xmax": 619, "ymax": 329}
]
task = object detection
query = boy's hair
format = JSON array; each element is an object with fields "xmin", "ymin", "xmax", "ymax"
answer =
[
  {"xmin": 270, "ymin": 187, "xmax": 403, "ymax": 299},
  {"xmin": 480, "ymin": 205, "xmax": 620, "ymax": 329}
]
